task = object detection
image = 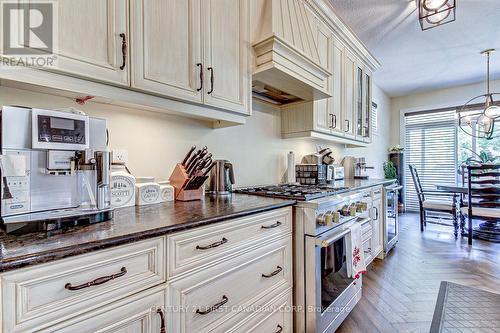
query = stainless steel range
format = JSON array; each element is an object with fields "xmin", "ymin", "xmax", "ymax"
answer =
[{"xmin": 236, "ymin": 184, "xmax": 374, "ymax": 333}]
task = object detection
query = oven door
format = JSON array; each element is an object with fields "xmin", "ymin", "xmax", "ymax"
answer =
[{"xmin": 305, "ymin": 227, "xmax": 361, "ymax": 333}]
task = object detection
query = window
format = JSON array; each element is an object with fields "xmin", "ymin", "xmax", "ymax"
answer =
[
  {"xmin": 404, "ymin": 110, "xmax": 457, "ymax": 211},
  {"xmin": 372, "ymin": 102, "xmax": 378, "ymax": 135}
]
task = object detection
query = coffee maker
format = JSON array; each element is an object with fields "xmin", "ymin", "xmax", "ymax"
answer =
[{"xmin": 0, "ymin": 106, "xmax": 113, "ymax": 234}]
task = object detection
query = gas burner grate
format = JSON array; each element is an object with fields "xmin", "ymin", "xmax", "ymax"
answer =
[{"xmin": 234, "ymin": 184, "xmax": 350, "ymax": 201}]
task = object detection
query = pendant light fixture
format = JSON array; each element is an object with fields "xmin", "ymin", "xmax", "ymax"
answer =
[
  {"xmin": 418, "ymin": 0, "xmax": 456, "ymax": 31},
  {"xmin": 458, "ymin": 49, "xmax": 500, "ymax": 140}
]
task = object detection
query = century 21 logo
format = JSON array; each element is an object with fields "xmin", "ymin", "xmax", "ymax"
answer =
[{"xmin": 2, "ymin": 2, "xmax": 55, "ymax": 55}]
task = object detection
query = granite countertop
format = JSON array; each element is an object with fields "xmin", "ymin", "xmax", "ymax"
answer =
[{"xmin": 0, "ymin": 194, "xmax": 295, "ymax": 273}]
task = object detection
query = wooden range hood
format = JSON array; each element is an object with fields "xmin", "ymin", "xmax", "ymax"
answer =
[{"xmin": 251, "ymin": 0, "xmax": 332, "ymax": 105}]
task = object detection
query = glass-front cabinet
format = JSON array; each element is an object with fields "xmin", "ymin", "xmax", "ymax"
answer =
[
  {"xmin": 354, "ymin": 64, "xmax": 373, "ymax": 142},
  {"xmin": 363, "ymin": 69, "xmax": 372, "ymax": 142},
  {"xmin": 356, "ymin": 66, "xmax": 364, "ymax": 138}
]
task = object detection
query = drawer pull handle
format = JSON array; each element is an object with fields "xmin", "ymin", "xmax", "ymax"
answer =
[
  {"xmin": 156, "ymin": 308, "xmax": 166, "ymax": 333},
  {"xmin": 262, "ymin": 266, "xmax": 283, "ymax": 278},
  {"xmin": 196, "ymin": 237, "xmax": 228, "ymax": 250},
  {"xmin": 261, "ymin": 221, "xmax": 282, "ymax": 229},
  {"xmin": 65, "ymin": 267, "xmax": 127, "ymax": 291},
  {"xmin": 196, "ymin": 295, "xmax": 228, "ymax": 315},
  {"xmin": 275, "ymin": 324, "xmax": 283, "ymax": 333}
]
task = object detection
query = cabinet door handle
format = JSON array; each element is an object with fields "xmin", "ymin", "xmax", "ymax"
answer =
[
  {"xmin": 261, "ymin": 221, "xmax": 282, "ymax": 229},
  {"xmin": 374, "ymin": 207, "xmax": 379, "ymax": 220},
  {"xmin": 364, "ymin": 125, "xmax": 369, "ymax": 137},
  {"xmin": 262, "ymin": 266, "xmax": 283, "ymax": 278},
  {"xmin": 196, "ymin": 295, "xmax": 228, "ymax": 315},
  {"xmin": 196, "ymin": 237, "xmax": 228, "ymax": 250},
  {"xmin": 65, "ymin": 267, "xmax": 127, "ymax": 291},
  {"xmin": 344, "ymin": 120, "xmax": 350, "ymax": 132},
  {"xmin": 207, "ymin": 67, "xmax": 214, "ymax": 94},
  {"xmin": 119, "ymin": 33, "xmax": 127, "ymax": 70},
  {"xmin": 275, "ymin": 324, "xmax": 283, "ymax": 333},
  {"xmin": 196, "ymin": 63, "xmax": 203, "ymax": 91},
  {"xmin": 332, "ymin": 114, "xmax": 337, "ymax": 129},
  {"xmin": 156, "ymin": 308, "xmax": 166, "ymax": 333}
]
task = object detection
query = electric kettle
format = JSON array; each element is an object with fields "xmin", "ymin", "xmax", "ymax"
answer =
[{"xmin": 208, "ymin": 160, "xmax": 235, "ymax": 195}]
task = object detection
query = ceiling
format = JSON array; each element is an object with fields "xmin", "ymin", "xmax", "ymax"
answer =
[{"xmin": 329, "ymin": 0, "xmax": 500, "ymax": 97}]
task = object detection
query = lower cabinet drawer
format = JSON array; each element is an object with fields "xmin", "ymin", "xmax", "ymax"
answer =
[
  {"xmin": 228, "ymin": 290, "xmax": 293, "ymax": 333},
  {"xmin": 1, "ymin": 237, "xmax": 166, "ymax": 333},
  {"xmin": 166, "ymin": 236, "xmax": 292, "ymax": 333},
  {"xmin": 167, "ymin": 207, "xmax": 292, "ymax": 279},
  {"xmin": 41, "ymin": 286, "xmax": 167, "ymax": 333}
]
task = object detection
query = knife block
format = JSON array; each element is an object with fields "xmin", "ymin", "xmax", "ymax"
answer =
[{"xmin": 169, "ymin": 164, "xmax": 204, "ymax": 201}]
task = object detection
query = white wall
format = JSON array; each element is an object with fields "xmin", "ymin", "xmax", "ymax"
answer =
[
  {"xmin": 0, "ymin": 83, "xmax": 392, "ymax": 185},
  {"xmin": 391, "ymin": 79, "xmax": 500, "ymax": 144}
]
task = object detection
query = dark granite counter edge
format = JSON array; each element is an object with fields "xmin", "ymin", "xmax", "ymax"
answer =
[{"xmin": 0, "ymin": 200, "xmax": 295, "ymax": 273}]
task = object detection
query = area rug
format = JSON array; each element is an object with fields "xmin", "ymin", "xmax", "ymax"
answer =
[{"xmin": 430, "ymin": 281, "xmax": 500, "ymax": 333}]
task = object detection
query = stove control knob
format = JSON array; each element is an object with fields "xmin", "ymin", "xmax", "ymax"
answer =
[
  {"xmin": 316, "ymin": 214, "xmax": 326, "ymax": 226},
  {"xmin": 324, "ymin": 211, "xmax": 333, "ymax": 226},
  {"xmin": 339, "ymin": 205, "xmax": 350, "ymax": 216},
  {"xmin": 349, "ymin": 204, "xmax": 356, "ymax": 216},
  {"xmin": 333, "ymin": 211, "xmax": 340, "ymax": 224}
]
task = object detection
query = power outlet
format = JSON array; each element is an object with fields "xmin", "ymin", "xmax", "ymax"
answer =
[{"xmin": 112, "ymin": 149, "xmax": 128, "ymax": 164}]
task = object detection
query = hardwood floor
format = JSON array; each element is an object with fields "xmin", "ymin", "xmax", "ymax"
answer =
[{"xmin": 337, "ymin": 213, "xmax": 500, "ymax": 333}]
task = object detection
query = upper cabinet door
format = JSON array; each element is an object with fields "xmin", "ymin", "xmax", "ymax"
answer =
[
  {"xmin": 14, "ymin": 0, "xmax": 129, "ymax": 85},
  {"xmin": 355, "ymin": 63, "xmax": 364, "ymax": 139},
  {"xmin": 363, "ymin": 68, "xmax": 373, "ymax": 142},
  {"xmin": 331, "ymin": 37, "xmax": 344, "ymax": 135},
  {"xmin": 201, "ymin": 0, "xmax": 250, "ymax": 115},
  {"xmin": 343, "ymin": 49, "xmax": 356, "ymax": 138},
  {"xmin": 131, "ymin": 0, "xmax": 203, "ymax": 103}
]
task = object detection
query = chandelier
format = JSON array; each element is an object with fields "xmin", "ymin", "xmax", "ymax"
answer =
[
  {"xmin": 418, "ymin": 0, "xmax": 456, "ymax": 31},
  {"xmin": 458, "ymin": 49, "xmax": 500, "ymax": 140}
]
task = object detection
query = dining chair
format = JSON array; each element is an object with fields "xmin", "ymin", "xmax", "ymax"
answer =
[
  {"xmin": 462, "ymin": 164, "xmax": 500, "ymax": 245},
  {"xmin": 408, "ymin": 165, "xmax": 459, "ymax": 237}
]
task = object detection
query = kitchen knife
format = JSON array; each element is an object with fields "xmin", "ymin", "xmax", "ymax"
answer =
[
  {"xmin": 185, "ymin": 149, "xmax": 202, "ymax": 170},
  {"xmin": 202, "ymin": 161, "xmax": 216, "ymax": 177},
  {"xmin": 181, "ymin": 145, "xmax": 196, "ymax": 166},
  {"xmin": 186, "ymin": 146, "xmax": 208, "ymax": 171}
]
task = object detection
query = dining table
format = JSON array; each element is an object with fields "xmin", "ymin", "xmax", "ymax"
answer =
[
  {"xmin": 435, "ymin": 183, "xmax": 467, "ymax": 194},
  {"xmin": 435, "ymin": 183, "xmax": 500, "ymax": 242}
]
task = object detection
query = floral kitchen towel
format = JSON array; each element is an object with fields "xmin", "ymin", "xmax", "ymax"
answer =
[{"xmin": 347, "ymin": 222, "xmax": 366, "ymax": 283}]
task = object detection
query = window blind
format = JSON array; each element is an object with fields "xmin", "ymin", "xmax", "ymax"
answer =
[{"xmin": 404, "ymin": 111, "xmax": 457, "ymax": 211}]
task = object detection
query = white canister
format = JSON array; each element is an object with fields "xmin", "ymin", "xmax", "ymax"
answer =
[
  {"xmin": 110, "ymin": 165, "xmax": 136, "ymax": 208},
  {"xmin": 158, "ymin": 180, "xmax": 175, "ymax": 202},
  {"xmin": 135, "ymin": 177, "xmax": 161, "ymax": 206}
]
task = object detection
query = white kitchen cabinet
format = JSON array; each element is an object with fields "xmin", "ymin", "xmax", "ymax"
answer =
[
  {"xmin": 166, "ymin": 237, "xmax": 292, "ymax": 333},
  {"xmin": 1, "ymin": 237, "xmax": 165, "ymax": 333},
  {"xmin": 363, "ymin": 67, "xmax": 373, "ymax": 143},
  {"xmin": 42, "ymin": 287, "xmax": 167, "ymax": 333},
  {"xmin": 371, "ymin": 194, "xmax": 383, "ymax": 257},
  {"xmin": 331, "ymin": 36, "xmax": 345, "ymax": 135},
  {"xmin": 167, "ymin": 207, "xmax": 291, "ymax": 279},
  {"xmin": 6, "ymin": 0, "xmax": 130, "ymax": 85},
  {"xmin": 343, "ymin": 48, "xmax": 357, "ymax": 139},
  {"xmin": 202, "ymin": 0, "xmax": 250, "ymax": 114},
  {"xmin": 130, "ymin": 0, "xmax": 203, "ymax": 103},
  {"xmin": 131, "ymin": 0, "xmax": 250, "ymax": 115}
]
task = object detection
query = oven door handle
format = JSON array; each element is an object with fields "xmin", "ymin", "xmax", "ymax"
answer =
[{"xmin": 316, "ymin": 229, "xmax": 350, "ymax": 248}]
